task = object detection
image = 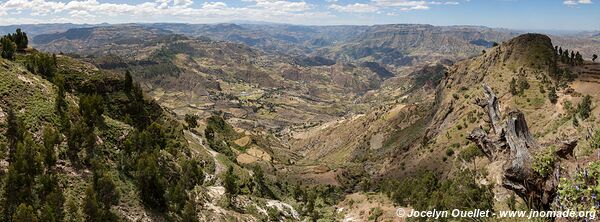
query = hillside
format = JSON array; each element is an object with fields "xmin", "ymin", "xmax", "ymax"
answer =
[
  {"xmin": 403, "ymin": 33, "xmax": 600, "ymax": 212},
  {"xmin": 3, "ymin": 22, "xmax": 600, "ymax": 221},
  {"xmin": 0, "ymin": 47, "xmax": 343, "ymax": 221},
  {"xmin": 32, "ymin": 26, "xmax": 401, "ymax": 130}
]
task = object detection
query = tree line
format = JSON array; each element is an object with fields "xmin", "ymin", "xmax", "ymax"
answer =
[{"xmin": 1, "ymin": 28, "xmax": 28, "ymax": 60}]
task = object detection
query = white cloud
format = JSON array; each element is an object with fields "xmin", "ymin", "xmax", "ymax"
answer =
[
  {"xmin": 328, "ymin": 0, "xmax": 459, "ymax": 14},
  {"xmin": 252, "ymin": 0, "xmax": 311, "ymax": 12},
  {"xmin": 563, "ymin": 0, "xmax": 593, "ymax": 5},
  {"xmin": 372, "ymin": 0, "xmax": 428, "ymax": 8},
  {"xmin": 0, "ymin": 0, "xmax": 463, "ymax": 25},
  {"xmin": 329, "ymin": 3, "xmax": 378, "ymax": 13},
  {"xmin": 0, "ymin": 0, "xmax": 323, "ymax": 24}
]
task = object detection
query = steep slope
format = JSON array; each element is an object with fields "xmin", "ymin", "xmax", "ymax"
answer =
[
  {"xmin": 392, "ymin": 33, "xmax": 600, "ymax": 213},
  {"xmin": 0, "ymin": 51, "xmax": 330, "ymax": 221}
]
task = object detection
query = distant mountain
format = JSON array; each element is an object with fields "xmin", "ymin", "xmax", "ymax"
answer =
[{"xmin": 0, "ymin": 23, "xmax": 102, "ymax": 39}]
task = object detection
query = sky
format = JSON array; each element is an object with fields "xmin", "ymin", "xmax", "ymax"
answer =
[{"xmin": 0, "ymin": 0, "xmax": 599, "ymax": 31}]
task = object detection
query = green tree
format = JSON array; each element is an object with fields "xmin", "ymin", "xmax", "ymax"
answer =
[
  {"xmin": 54, "ymin": 75, "xmax": 68, "ymax": 113},
  {"xmin": 95, "ymin": 174, "xmax": 120, "ymax": 210},
  {"xmin": 40, "ymin": 188, "xmax": 65, "ymax": 222},
  {"xmin": 184, "ymin": 114, "xmax": 199, "ymax": 129},
  {"xmin": 83, "ymin": 186, "xmax": 100, "ymax": 222},
  {"xmin": 559, "ymin": 47, "xmax": 563, "ymax": 56},
  {"xmin": 205, "ymin": 115, "xmax": 236, "ymax": 157},
  {"xmin": 507, "ymin": 193, "xmax": 517, "ymax": 211},
  {"xmin": 124, "ymin": 70, "xmax": 133, "ymax": 91},
  {"xmin": 509, "ymin": 78, "xmax": 518, "ymax": 95},
  {"xmin": 12, "ymin": 28, "xmax": 28, "ymax": 50},
  {"xmin": 35, "ymin": 53, "xmax": 57, "ymax": 80},
  {"xmin": 52, "ymin": 53, "xmax": 57, "ymax": 66},
  {"xmin": 181, "ymin": 159, "xmax": 204, "ymax": 189},
  {"xmin": 1, "ymin": 36, "xmax": 16, "ymax": 60},
  {"xmin": 167, "ymin": 182, "xmax": 187, "ymax": 213},
  {"xmin": 577, "ymin": 95, "xmax": 593, "ymax": 120},
  {"xmin": 12, "ymin": 203, "xmax": 37, "ymax": 222},
  {"xmin": 517, "ymin": 76, "xmax": 530, "ymax": 95},
  {"xmin": 79, "ymin": 94, "xmax": 105, "ymax": 128},
  {"xmin": 42, "ymin": 126, "xmax": 60, "ymax": 169},
  {"xmin": 3, "ymin": 134, "xmax": 42, "ymax": 220},
  {"xmin": 67, "ymin": 119, "xmax": 87, "ymax": 165},
  {"xmin": 136, "ymin": 151, "xmax": 167, "ymax": 211},
  {"xmin": 5, "ymin": 107, "xmax": 24, "ymax": 160},
  {"xmin": 37, "ymin": 174, "xmax": 65, "ymax": 222},
  {"xmin": 223, "ymin": 166, "xmax": 239, "ymax": 207},
  {"xmin": 548, "ymin": 87, "xmax": 558, "ymax": 104},
  {"xmin": 252, "ymin": 166, "xmax": 274, "ymax": 199},
  {"xmin": 181, "ymin": 200, "xmax": 199, "ymax": 222}
]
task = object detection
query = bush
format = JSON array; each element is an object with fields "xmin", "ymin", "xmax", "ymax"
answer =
[
  {"xmin": 510, "ymin": 78, "xmax": 518, "ymax": 95},
  {"xmin": 205, "ymin": 115, "xmax": 237, "ymax": 158},
  {"xmin": 42, "ymin": 126, "xmax": 60, "ymax": 169},
  {"xmin": 12, "ymin": 204, "xmax": 37, "ymax": 222},
  {"xmin": 548, "ymin": 87, "xmax": 558, "ymax": 104},
  {"xmin": 459, "ymin": 145, "xmax": 484, "ymax": 162},
  {"xmin": 532, "ymin": 146, "xmax": 557, "ymax": 178},
  {"xmin": 577, "ymin": 95, "xmax": 593, "ymax": 120},
  {"xmin": 590, "ymin": 130, "xmax": 600, "ymax": 150},
  {"xmin": 384, "ymin": 169, "xmax": 493, "ymax": 213},
  {"xmin": 184, "ymin": 114, "xmax": 199, "ymax": 129},
  {"xmin": 557, "ymin": 161, "xmax": 600, "ymax": 216},
  {"xmin": 136, "ymin": 151, "xmax": 167, "ymax": 211},
  {"xmin": 446, "ymin": 148, "xmax": 455, "ymax": 157},
  {"xmin": 223, "ymin": 166, "xmax": 239, "ymax": 196},
  {"xmin": 180, "ymin": 159, "xmax": 204, "ymax": 189},
  {"xmin": 95, "ymin": 174, "xmax": 120, "ymax": 210},
  {"xmin": 26, "ymin": 53, "xmax": 57, "ymax": 80},
  {"xmin": 1, "ymin": 36, "xmax": 16, "ymax": 60},
  {"xmin": 79, "ymin": 94, "xmax": 105, "ymax": 128}
]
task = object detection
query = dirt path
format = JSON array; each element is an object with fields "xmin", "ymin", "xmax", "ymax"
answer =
[{"xmin": 186, "ymin": 130, "xmax": 226, "ymax": 183}]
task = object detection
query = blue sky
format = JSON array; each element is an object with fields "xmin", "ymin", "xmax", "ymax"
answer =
[{"xmin": 0, "ymin": 0, "xmax": 598, "ymax": 30}]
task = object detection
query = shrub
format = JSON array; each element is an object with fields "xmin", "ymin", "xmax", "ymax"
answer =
[
  {"xmin": 184, "ymin": 114, "xmax": 199, "ymax": 128},
  {"xmin": 557, "ymin": 161, "xmax": 600, "ymax": 216},
  {"xmin": 79, "ymin": 94, "xmax": 105, "ymax": 128},
  {"xmin": 446, "ymin": 148, "xmax": 455, "ymax": 157},
  {"xmin": 12, "ymin": 204, "xmax": 37, "ymax": 222},
  {"xmin": 205, "ymin": 115, "xmax": 237, "ymax": 158},
  {"xmin": 26, "ymin": 53, "xmax": 57, "ymax": 80},
  {"xmin": 459, "ymin": 145, "xmax": 484, "ymax": 162},
  {"xmin": 548, "ymin": 87, "xmax": 558, "ymax": 104},
  {"xmin": 590, "ymin": 130, "xmax": 600, "ymax": 150},
  {"xmin": 1, "ymin": 36, "xmax": 16, "ymax": 60},
  {"xmin": 532, "ymin": 146, "xmax": 557, "ymax": 178},
  {"xmin": 384, "ymin": 169, "xmax": 493, "ymax": 213},
  {"xmin": 577, "ymin": 95, "xmax": 593, "ymax": 120},
  {"xmin": 136, "ymin": 151, "xmax": 167, "ymax": 211},
  {"xmin": 510, "ymin": 78, "xmax": 518, "ymax": 95}
]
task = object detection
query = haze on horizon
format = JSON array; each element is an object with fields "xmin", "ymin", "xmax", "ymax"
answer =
[{"xmin": 0, "ymin": 0, "xmax": 599, "ymax": 31}]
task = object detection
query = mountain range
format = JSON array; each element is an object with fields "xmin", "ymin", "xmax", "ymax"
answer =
[{"xmin": 1, "ymin": 23, "xmax": 600, "ymax": 221}]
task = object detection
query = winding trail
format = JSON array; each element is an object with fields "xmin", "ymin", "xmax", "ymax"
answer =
[{"xmin": 186, "ymin": 130, "xmax": 226, "ymax": 183}]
